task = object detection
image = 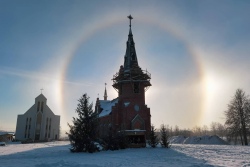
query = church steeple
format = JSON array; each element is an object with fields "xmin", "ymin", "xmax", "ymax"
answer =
[
  {"xmin": 124, "ymin": 15, "xmax": 138, "ymax": 70},
  {"xmin": 112, "ymin": 15, "xmax": 151, "ymax": 95},
  {"xmin": 104, "ymin": 83, "xmax": 108, "ymax": 100}
]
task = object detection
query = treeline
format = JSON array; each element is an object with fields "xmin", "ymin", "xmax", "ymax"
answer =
[
  {"xmin": 154, "ymin": 122, "xmax": 226, "ymax": 139},
  {"xmin": 156, "ymin": 89, "xmax": 250, "ymax": 146}
]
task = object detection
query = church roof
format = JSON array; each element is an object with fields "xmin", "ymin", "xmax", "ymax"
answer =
[
  {"xmin": 35, "ymin": 93, "xmax": 47, "ymax": 100},
  {"xmin": 99, "ymin": 98, "xmax": 118, "ymax": 117}
]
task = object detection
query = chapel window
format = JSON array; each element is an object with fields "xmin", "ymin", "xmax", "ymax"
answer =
[
  {"xmin": 37, "ymin": 101, "xmax": 40, "ymax": 111},
  {"xmin": 41, "ymin": 102, "xmax": 44, "ymax": 112}
]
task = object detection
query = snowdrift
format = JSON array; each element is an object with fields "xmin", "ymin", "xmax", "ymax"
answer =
[{"xmin": 170, "ymin": 135, "xmax": 228, "ymax": 145}]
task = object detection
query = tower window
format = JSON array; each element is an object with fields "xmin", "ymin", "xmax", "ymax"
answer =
[
  {"xmin": 37, "ymin": 102, "xmax": 40, "ymax": 112},
  {"xmin": 134, "ymin": 83, "xmax": 140, "ymax": 93}
]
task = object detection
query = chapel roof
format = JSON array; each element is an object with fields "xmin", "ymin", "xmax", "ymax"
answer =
[{"xmin": 35, "ymin": 93, "xmax": 47, "ymax": 100}]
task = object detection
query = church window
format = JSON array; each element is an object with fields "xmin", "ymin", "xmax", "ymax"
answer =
[
  {"xmin": 37, "ymin": 102, "xmax": 40, "ymax": 111},
  {"xmin": 41, "ymin": 102, "xmax": 44, "ymax": 112},
  {"xmin": 134, "ymin": 104, "xmax": 140, "ymax": 112},
  {"xmin": 134, "ymin": 83, "xmax": 140, "ymax": 93},
  {"xmin": 46, "ymin": 117, "xmax": 48, "ymax": 129}
]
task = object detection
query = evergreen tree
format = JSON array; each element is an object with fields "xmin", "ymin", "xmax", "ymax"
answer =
[
  {"xmin": 148, "ymin": 125, "xmax": 158, "ymax": 148},
  {"xmin": 101, "ymin": 130, "xmax": 128, "ymax": 150},
  {"xmin": 160, "ymin": 124, "xmax": 170, "ymax": 148},
  {"xmin": 67, "ymin": 94, "xmax": 99, "ymax": 153}
]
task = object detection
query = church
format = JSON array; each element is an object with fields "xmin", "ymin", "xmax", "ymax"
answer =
[
  {"xmin": 15, "ymin": 93, "xmax": 60, "ymax": 142},
  {"xmin": 95, "ymin": 15, "xmax": 151, "ymax": 147}
]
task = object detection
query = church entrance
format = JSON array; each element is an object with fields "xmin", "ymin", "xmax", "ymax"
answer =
[{"xmin": 123, "ymin": 130, "xmax": 146, "ymax": 148}]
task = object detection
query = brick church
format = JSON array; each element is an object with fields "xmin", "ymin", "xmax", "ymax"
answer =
[{"xmin": 95, "ymin": 15, "xmax": 151, "ymax": 147}]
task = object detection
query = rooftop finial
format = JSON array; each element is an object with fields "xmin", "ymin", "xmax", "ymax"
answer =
[
  {"xmin": 40, "ymin": 88, "xmax": 43, "ymax": 94},
  {"xmin": 104, "ymin": 83, "xmax": 108, "ymax": 100},
  {"xmin": 127, "ymin": 15, "xmax": 133, "ymax": 28}
]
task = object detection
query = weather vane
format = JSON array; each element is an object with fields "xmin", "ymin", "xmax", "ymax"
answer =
[{"xmin": 127, "ymin": 15, "xmax": 133, "ymax": 27}]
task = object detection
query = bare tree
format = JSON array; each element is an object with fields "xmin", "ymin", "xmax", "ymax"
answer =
[
  {"xmin": 202, "ymin": 125, "xmax": 209, "ymax": 135},
  {"xmin": 192, "ymin": 126, "xmax": 202, "ymax": 136},
  {"xmin": 210, "ymin": 122, "xmax": 226, "ymax": 137},
  {"xmin": 174, "ymin": 125, "xmax": 180, "ymax": 136},
  {"xmin": 225, "ymin": 89, "xmax": 250, "ymax": 145},
  {"xmin": 217, "ymin": 123, "xmax": 226, "ymax": 137},
  {"xmin": 210, "ymin": 122, "xmax": 217, "ymax": 135}
]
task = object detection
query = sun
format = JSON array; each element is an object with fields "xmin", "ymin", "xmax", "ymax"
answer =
[{"xmin": 202, "ymin": 70, "xmax": 224, "ymax": 125}]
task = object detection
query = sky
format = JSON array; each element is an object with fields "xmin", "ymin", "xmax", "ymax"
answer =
[{"xmin": 1, "ymin": 0, "xmax": 250, "ymax": 132}]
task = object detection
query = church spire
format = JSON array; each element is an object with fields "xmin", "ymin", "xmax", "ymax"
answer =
[
  {"xmin": 104, "ymin": 83, "xmax": 108, "ymax": 100},
  {"xmin": 124, "ymin": 15, "xmax": 138, "ymax": 70}
]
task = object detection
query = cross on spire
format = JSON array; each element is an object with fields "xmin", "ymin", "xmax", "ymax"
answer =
[
  {"xmin": 40, "ymin": 88, "xmax": 43, "ymax": 94},
  {"xmin": 127, "ymin": 15, "xmax": 133, "ymax": 27}
]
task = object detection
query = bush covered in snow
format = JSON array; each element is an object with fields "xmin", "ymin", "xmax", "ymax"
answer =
[{"xmin": 170, "ymin": 135, "xmax": 228, "ymax": 145}]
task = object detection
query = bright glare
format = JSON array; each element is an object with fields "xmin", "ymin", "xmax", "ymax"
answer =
[{"xmin": 202, "ymin": 72, "xmax": 222, "ymax": 125}]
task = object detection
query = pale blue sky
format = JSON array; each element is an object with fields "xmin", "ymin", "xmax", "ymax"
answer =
[{"xmin": 1, "ymin": 0, "xmax": 250, "ymax": 131}]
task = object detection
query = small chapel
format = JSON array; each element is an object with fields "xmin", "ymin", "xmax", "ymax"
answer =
[
  {"xmin": 15, "ymin": 93, "xmax": 60, "ymax": 142},
  {"xmin": 95, "ymin": 15, "xmax": 151, "ymax": 147}
]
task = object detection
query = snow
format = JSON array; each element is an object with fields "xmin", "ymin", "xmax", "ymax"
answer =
[
  {"xmin": 98, "ymin": 98, "xmax": 118, "ymax": 117},
  {"xmin": 0, "ymin": 141, "xmax": 250, "ymax": 167},
  {"xmin": 170, "ymin": 135, "xmax": 228, "ymax": 145}
]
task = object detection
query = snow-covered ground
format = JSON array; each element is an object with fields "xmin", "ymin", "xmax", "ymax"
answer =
[{"xmin": 0, "ymin": 141, "xmax": 250, "ymax": 167}]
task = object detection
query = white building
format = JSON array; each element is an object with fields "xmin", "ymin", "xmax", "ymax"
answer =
[{"xmin": 15, "ymin": 94, "xmax": 60, "ymax": 141}]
